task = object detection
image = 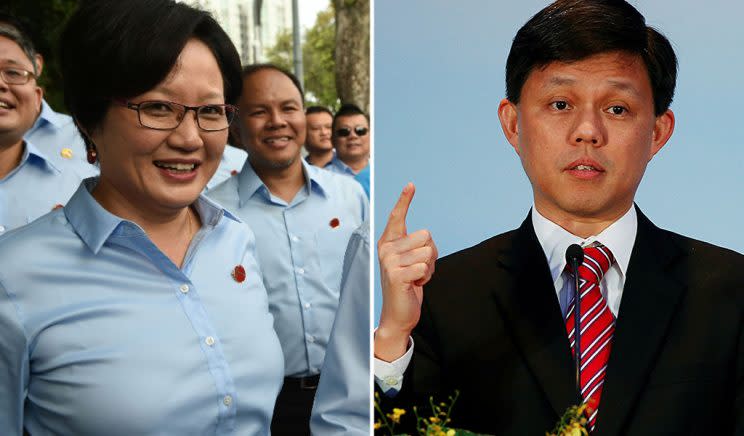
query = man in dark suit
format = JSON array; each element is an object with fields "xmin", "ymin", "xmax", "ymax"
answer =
[{"xmin": 374, "ymin": 1, "xmax": 744, "ymax": 434}]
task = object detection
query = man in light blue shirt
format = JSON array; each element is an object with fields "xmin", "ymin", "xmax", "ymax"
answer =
[
  {"xmin": 25, "ymin": 99, "xmax": 98, "ymax": 179},
  {"xmin": 311, "ymin": 222, "xmax": 371, "ymax": 435},
  {"xmin": 208, "ymin": 64, "xmax": 368, "ymax": 434},
  {"xmin": 326, "ymin": 103, "xmax": 370, "ymax": 197},
  {"xmin": 0, "ymin": 179, "xmax": 285, "ymax": 435},
  {"xmin": 0, "ymin": 16, "xmax": 90, "ymax": 234}
]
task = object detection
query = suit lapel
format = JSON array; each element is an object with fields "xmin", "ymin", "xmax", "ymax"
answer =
[
  {"xmin": 489, "ymin": 213, "xmax": 579, "ymax": 418},
  {"xmin": 594, "ymin": 208, "xmax": 687, "ymax": 436}
]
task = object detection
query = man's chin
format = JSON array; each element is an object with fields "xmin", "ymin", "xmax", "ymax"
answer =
[{"xmin": 250, "ymin": 153, "xmax": 299, "ymax": 171}]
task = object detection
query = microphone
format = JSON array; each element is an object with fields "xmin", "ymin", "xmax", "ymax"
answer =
[{"xmin": 565, "ymin": 244, "xmax": 584, "ymax": 397}]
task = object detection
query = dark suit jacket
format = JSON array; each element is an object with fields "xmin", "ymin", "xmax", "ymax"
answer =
[{"xmin": 382, "ymin": 208, "xmax": 744, "ymax": 435}]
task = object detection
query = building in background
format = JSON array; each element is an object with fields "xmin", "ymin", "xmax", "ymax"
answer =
[{"xmin": 179, "ymin": 0, "xmax": 292, "ymax": 64}]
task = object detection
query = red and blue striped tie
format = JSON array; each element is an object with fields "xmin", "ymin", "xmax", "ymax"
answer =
[{"xmin": 565, "ymin": 244, "xmax": 616, "ymax": 432}]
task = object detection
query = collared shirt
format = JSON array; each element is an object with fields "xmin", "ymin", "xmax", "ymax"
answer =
[
  {"xmin": 325, "ymin": 156, "xmax": 371, "ymax": 198},
  {"xmin": 0, "ymin": 140, "xmax": 89, "ymax": 234},
  {"xmin": 325, "ymin": 154, "xmax": 357, "ymax": 176},
  {"xmin": 24, "ymin": 99, "xmax": 98, "ymax": 180},
  {"xmin": 374, "ymin": 206, "xmax": 637, "ymax": 393},
  {"xmin": 304, "ymin": 149, "xmax": 335, "ymax": 168},
  {"xmin": 531, "ymin": 205, "xmax": 636, "ymax": 318},
  {"xmin": 205, "ymin": 145, "xmax": 247, "ymax": 191},
  {"xmin": 208, "ymin": 159, "xmax": 368, "ymax": 377},
  {"xmin": 311, "ymin": 222, "xmax": 371, "ymax": 435},
  {"xmin": 0, "ymin": 179, "xmax": 284, "ymax": 435}
]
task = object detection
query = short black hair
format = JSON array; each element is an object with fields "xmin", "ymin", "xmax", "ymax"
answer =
[
  {"xmin": 242, "ymin": 63, "xmax": 305, "ymax": 103},
  {"xmin": 332, "ymin": 103, "xmax": 368, "ymax": 132},
  {"xmin": 506, "ymin": 0, "xmax": 677, "ymax": 116},
  {"xmin": 305, "ymin": 105, "xmax": 333, "ymax": 117},
  {"xmin": 61, "ymin": 0, "xmax": 242, "ymax": 144},
  {"xmin": 0, "ymin": 11, "xmax": 38, "ymax": 75}
]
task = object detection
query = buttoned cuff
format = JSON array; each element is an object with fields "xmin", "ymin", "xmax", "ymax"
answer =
[{"xmin": 373, "ymin": 336, "xmax": 413, "ymax": 395}]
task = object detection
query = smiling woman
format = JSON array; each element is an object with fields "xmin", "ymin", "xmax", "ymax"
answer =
[{"xmin": 0, "ymin": 0, "xmax": 285, "ymax": 434}]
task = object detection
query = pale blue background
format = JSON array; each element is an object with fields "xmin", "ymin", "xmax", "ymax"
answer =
[{"xmin": 373, "ymin": 0, "xmax": 744, "ymax": 322}]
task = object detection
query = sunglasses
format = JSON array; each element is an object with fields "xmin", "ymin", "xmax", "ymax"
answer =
[{"xmin": 335, "ymin": 126, "xmax": 369, "ymax": 137}]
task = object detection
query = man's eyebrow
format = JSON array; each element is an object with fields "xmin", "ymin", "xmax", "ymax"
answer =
[
  {"xmin": 545, "ymin": 76, "xmax": 576, "ymax": 88},
  {"xmin": 606, "ymin": 79, "xmax": 642, "ymax": 97},
  {"xmin": 542, "ymin": 76, "xmax": 643, "ymax": 97}
]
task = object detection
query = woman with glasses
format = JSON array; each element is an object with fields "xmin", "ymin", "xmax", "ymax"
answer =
[{"xmin": 0, "ymin": 0, "xmax": 283, "ymax": 434}]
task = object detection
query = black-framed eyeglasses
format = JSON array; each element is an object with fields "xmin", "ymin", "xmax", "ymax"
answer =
[
  {"xmin": 335, "ymin": 126, "xmax": 369, "ymax": 137},
  {"xmin": 0, "ymin": 67, "xmax": 36, "ymax": 85},
  {"xmin": 114, "ymin": 99, "xmax": 238, "ymax": 132}
]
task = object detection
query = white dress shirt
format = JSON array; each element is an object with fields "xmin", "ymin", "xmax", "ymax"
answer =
[{"xmin": 374, "ymin": 206, "xmax": 638, "ymax": 393}]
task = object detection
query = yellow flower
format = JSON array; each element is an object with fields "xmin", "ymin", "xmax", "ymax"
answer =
[
  {"xmin": 373, "ymin": 421, "xmax": 381, "ymax": 430},
  {"xmin": 429, "ymin": 416, "xmax": 440, "ymax": 423},
  {"xmin": 446, "ymin": 430, "xmax": 456, "ymax": 436},
  {"xmin": 60, "ymin": 148, "xmax": 73, "ymax": 159}
]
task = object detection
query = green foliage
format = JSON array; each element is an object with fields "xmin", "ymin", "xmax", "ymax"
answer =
[
  {"xmin": 264, "ymin": 1, "xmax": 338, "ymax": 109},
  {"xmin": 2, "ymin": 0, "xmax": 81, "ymax": 113},
  {"xmin": 265, "ymin": 29, "xmax": 294, "ymax": 73}
]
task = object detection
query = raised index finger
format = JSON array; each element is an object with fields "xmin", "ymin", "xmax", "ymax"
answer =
[{"xmin": 380, "ymin": 183, "xmax": 415, "ymax": 242}]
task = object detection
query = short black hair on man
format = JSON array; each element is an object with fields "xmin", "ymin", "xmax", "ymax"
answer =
[
  {"xmin": 305, "ymin": 105, "xmax": 333, "ymax": 117},
  {"xmin": 0, "ymin": 11, "xmax": 38, "ymax": 75},
  {"xmin": 332, "ymin": 103, "xmax": 368, "ymax": 132},
  {"xmin": 505, "ymin": 0, "xmax": 677, "ymax": 116},
  {"xmin": 60, "ymin": 0, "xmax": 242, "ymax": 145},
  {"xmin": 242, "ymin": 63, "xmax": 305, "ymax": 103}
]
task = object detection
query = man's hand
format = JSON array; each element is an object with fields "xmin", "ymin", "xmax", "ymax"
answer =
[{"xmin": 375, "ymin": 183, "xmax": 438, "ymax": 362}]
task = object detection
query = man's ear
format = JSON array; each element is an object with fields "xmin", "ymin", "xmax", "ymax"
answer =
[
  {"xmin": 498, "ymin": 98, "xmax": 521, "ymax": 155},
  {"xmin": 34, "ymin": 54, "xmax": 44, "ymax": 76},
  {"xmin": 649, "ymin": 109, "xmax": 675, "ymax": 160}
]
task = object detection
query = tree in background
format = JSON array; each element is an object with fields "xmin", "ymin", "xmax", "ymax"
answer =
[
  {"xmin": 2, "ymin": 0, "xmax": 80, "ymax": 113},
  {"xmin": 267, "ymin": 3, "xmax": 339, "ymax": 110},
  {"xmin": 333, "ymin": 0, "xmax": 369, "ymax": 114}
]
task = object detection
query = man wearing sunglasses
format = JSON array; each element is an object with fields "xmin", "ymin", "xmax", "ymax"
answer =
[{"xmin": 327, "ymin": 103, "xmax": 370, "ymax": 197}]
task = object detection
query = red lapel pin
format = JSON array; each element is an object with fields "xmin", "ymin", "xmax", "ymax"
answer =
[
  {"xmin": 329, "ymin": 218, "xmax": 340, "ymax": 228},
  {"xmin": 232, "ymin": 265, "xmax": 246, "ymax": 283},
  {"xmin": 230, "ymin": 170, "xmax": 238, "ymax": 176},
  {"xmin": 52, "ymin": 204, "xmax": 64, "ymax": 210}
]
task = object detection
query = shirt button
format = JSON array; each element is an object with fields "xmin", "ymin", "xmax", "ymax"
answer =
[
  {"xmin": 384, "ymin": 376, "xmax": 399, "ymax": 386},
  {"xmin": 205, "ymin": 336, "xmax": 215, "ymax": 346},
  {"xmin": 297, "ymin": 267, "xmax": 305, "ymax": 275},
  {"xmin": 179, "ymin": 284, "xmax": 189, "ymax": 294},
  {"xmin": 290, "ymin": 235, "xmax": 299, "ymax": 242},
  {"xmin": 304, "ymin": 302, "xmax": 311, "ymax": 309},
  {"xmin": 0, "ymin": 225, "xmax": 5, "ymax": 233},
  {"xmin": 223, "ymin": 395, "xmax": 233, "ymax": 406},
  {"xmin": 307, "ymin": 335, "xmax": 315, "ymax": 343}
]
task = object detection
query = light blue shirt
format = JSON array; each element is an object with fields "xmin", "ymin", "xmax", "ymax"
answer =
[
  {"xmin": 311, "ymin": 222, "xmax": 371, "ymax": 435},
  {"xmin": 0, "ymin": 140, "xmax": 89, "ymax": 234},
  {"xmin": 208, "ymin": 159, "xmax": 368, "ymax": 377},
  {"xmin": 24, "ymin": 99, "xmax": 98, "ymax": 180},
  {"xmin": 0, "ymin": 178, "xmax": 284, "ymax": 435},
  {"xmin": 354, "ymin": 165, "xmax": 370, "ymax": 199},
  {"xmin": 325, "ymin": 154, "xmax": 356, "ymax": 176},
  {"xmin": 325, "ymin": 156, "xmax": 370, "ymax": 198},
  {"xmin": 206, "ymin": 145, "xmax": 248, "ymax": 191}
]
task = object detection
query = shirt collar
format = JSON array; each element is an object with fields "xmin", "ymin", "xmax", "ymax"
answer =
[
  {"xmin": 237, "ymin": 158, "xmax": 325, "ymax": 207},
  {"xmin": 21, "ymin": 140, "xmax": 61, "ymax": 173},
  {"xmin": 531, "ymin": 205, "xmax": 637, "ymax": 283},
  {"xmin": 65, "ymin": 177, "xmax": 240, "ymax": 254},
  {"xmin": 32, "ymin": 99, "xmax": 66, "ymax": 131},
  {"xmin": 326, "ymin": 155, "xmax": 355, "ymax": 175}
]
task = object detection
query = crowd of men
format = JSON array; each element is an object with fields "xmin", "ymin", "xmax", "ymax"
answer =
[{"xmin": 0, "ymin": 10, "xmax": 369, "ymax": 436}]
